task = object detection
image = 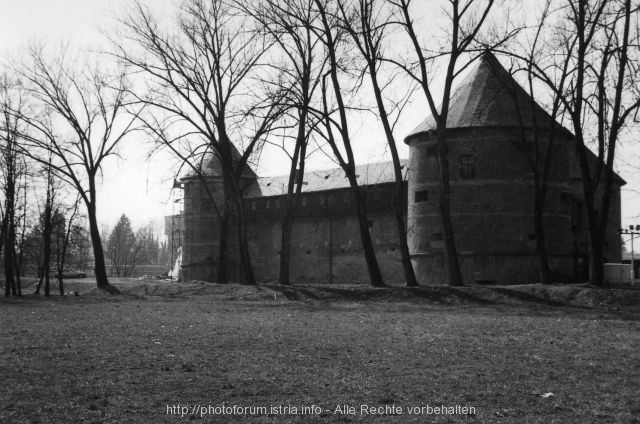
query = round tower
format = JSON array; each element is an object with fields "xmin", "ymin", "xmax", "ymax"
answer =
[
  {"xmin": 405, "ymin": 53, "xmax": 573, "ymax": 284},
  {"xmin": 181, "ymin": 147, "xmax": 258, "ymax": 282}
]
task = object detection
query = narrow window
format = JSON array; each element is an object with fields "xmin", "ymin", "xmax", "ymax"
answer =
[
  {"xmin": 415, "ymin": 190, "xmax": 429, "ymax": 203},
  {"xmin": 460, "ymin": 154, "xmax": 476, "ymax": 179}
]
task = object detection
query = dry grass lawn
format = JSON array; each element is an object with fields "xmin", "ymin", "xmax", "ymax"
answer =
[{"xmin": 1, "ymin": 280, "xmax": 639, "ymax": 423}]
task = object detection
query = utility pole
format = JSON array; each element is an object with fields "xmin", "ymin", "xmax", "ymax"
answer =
[{"xmin": 619, "ymin": 225, "xmax": 640, "ymax": 282}]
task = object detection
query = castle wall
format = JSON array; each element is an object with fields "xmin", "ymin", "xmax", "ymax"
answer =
[
  {"xmin": 245, "ymin": 185, "xmax": 405, "ymax": 284},
  {"xmin": 182, "ymin": 180, "xmax": 406, "ymax": 284},
  {"xmin": 407, "ymin": 127, "xmax": 574, "ymax": 284},
  {"xmin": 247, "ymin": 213, "xmax": 403, "ymax": 284}
]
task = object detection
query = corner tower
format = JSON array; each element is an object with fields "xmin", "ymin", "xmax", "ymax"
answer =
[
  {"xmin": 404, "ymin": 52, "xmax": 573, "ymax": 284},
  {"xmin": 181, "ymin": 146, "xmax": 258, "ymax": 282}
]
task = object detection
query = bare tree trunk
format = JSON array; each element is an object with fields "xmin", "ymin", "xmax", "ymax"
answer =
[
  {"xmin": 352, "ymin": 182, "xmax": 385, "ymax": 287},
  {"xmin": 2, "ymin": 210, "xmax": 13, "ymax": 297},
  {"xmin": 369, "ymin": 66, "xmax": 417, "ymax": 287},
  {"xmin": 42, "ymin": 202, "xmax": 52, "ymax": 297},
  {"xmin": 315, "ymin": 0, "xmax": 385, "ymax": 286},
  {"xmin": 229, "ymin": 182, "xmax": 255, "ymax": 285},
  {"xmin": 339, "ymin": 0, "xmax": 418, "ymax": 287},
  {"xmin": 4, "ymin": 198, "xmax": 16, "ymax": 296},
  {"xmin": 87, "ymin": 198, "xmax": 118, "ymax": 294},
  {"xmin": 534, "ymin": 188, "xmax": 551, "ymax": 283},
  {"xmin": 279, "ymin": 119, "xmax": 307, "ymax": 285},
  {"xmin": 216, "ymin": 207, "xmax": 229, "ymax": 284},
  {"xmin": 436, "ymin": 127, "xmax": 463, "ymax": 286}
]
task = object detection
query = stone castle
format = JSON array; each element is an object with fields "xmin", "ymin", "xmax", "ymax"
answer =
[{"xmin": 172, "ymin": 53, "xmax": 624, "ymax": 284}]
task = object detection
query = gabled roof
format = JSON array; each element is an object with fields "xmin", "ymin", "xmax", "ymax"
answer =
[
  {"xmin": 244, "ymin": 160, "xmax": 408, "ymax": 198},
  {"xmin": 405, "ymin": 51, "xmax": 569, "ymax": 141}
]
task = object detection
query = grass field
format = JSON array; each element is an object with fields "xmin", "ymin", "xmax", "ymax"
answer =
[{"xmin": 1, "ymin": 280, "xmax": 639, "ymax": 423}]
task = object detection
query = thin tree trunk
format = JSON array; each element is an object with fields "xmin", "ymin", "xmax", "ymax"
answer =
[
  {"xmin": 34, "ymin": 265, "xmax": 44, "ymax": 295},
  {"xmin": 367, "ymin": 59, "xmax": 418, "ymax": 287},
  {"xmin": 232, "ymin": 191, "xmax": 255, "ymax": 285},
  {"xmin": 436, "ymin": 128, "xmax": 463, "ymax": 286},
  {"xmin": 43, "ymin": 203, "xmax": 52, "ymax": 297},
  {"xmin": 315, "ymin": 0, "xmax": 385, "ymax": 287},
  {"xmin": 13, "ymin": 254, "xmax": 21, "ymax": 296},
  {"xmin": 216, "ymin": 206, "xmax": 229, "ymax": 284},
  {"xmin": 3, "ymin": 187, "xmax": 16, "ymax": 296},
  {"xmin": 534, "ymin": 189, "xmax": 551, "ymax": 283},
  {"xmin": 279, "ymin": 117, "xmax": 307, "ymax": 285}
]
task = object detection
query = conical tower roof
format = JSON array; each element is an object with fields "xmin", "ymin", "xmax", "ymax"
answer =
[
  {"xmin": 405, "ymin": 52, "xmax": 570, "ymax": 141},
  {"xmin": 183, "ymin": 143, "xmax": 257, "ymax": 180}
]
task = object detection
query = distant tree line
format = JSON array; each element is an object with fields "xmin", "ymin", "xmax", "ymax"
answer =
[{"xmin": 105, "ymin": 214, "xmax": 168, "ymax": 277}]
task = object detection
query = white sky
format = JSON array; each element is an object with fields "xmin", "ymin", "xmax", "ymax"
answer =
[{"xmin": 0, "ymin": 0, "xmax": 638, "ymax": 242}]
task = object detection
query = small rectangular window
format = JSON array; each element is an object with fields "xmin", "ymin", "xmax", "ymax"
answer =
[
  {"xmin": 430, "ymin": 232, "xmax": 444, "ymax": 248},
  {"xmin": 415, "ymin": 190, "xmax": 429, "ymax": 202},
  {"xmin": 460, "ymin": 154, "xmax": 476, "ymax": 179}
]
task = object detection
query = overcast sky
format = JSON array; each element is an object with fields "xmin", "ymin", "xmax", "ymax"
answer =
[
  {"xmin": 0, "ymin": 0, "xmax": 419, "ymax": 230},
  {"xmin": 1, "ymin": 0, "xmax": 638, "ymax": 242}
]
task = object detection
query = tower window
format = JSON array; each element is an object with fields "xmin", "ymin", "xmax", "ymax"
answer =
[
  {"xmin": 415, "ymin": 190, "xmax": 429, "ymax": 202},
  {"xmin": 460, "ymin": 154, "xmax": 476, "ymax": 179}
]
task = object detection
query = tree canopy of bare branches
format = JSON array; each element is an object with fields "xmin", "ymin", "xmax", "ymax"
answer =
[
  {"xmin": 115, "ymin": 0, "xmax": 286, "ymax": 284},
  {"xmin": 10, "ymin": 47, "xmax": 142, "ymax": 294}
]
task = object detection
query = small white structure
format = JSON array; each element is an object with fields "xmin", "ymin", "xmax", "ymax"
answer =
[
  {"xmin": 604, "ymin": 263, "xmax": 633, "ymax": 285},
  {"xmin": 169, "ymin": 247, "xmax": 182, "ymax": 281}
]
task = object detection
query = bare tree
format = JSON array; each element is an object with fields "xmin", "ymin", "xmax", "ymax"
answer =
[
  {"xmin": 392, "ymin": 0, "xmax": 503, "ymax": 286},
  {"xmin": 12, "ymin": 47, "xmax": 142, "ymax": 294},
  {"xmin": 240, "ymin": 0, "xmax": 327, "ymax": 284},
  {"xmin": 0, "ymin": 74, "xmax": 27, "ymax": 296},
  {"xmin": 115, "ymin": 0, "xmax": 284, "ymax": 284},
  {"xmin": 495, "ymin": 3, "xmax": 571, "ymax": 283},
  {"xmin": 313, "ymin": 0, "xmax": 385, "ymax": 286},
  {"xmin": 511, "ymin": 0, "xmax": 640, "ymax": 285},
  {"xmin": 56, "ymin": 195, "xmax": 82, "ymax": 295},
  {"xmin": 338, "ymin": 0, "xmax": 419, "ymax": 286},
  {"xmin": 34, "ymin": 156, "xmax": 58, "ymax": 296}
]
